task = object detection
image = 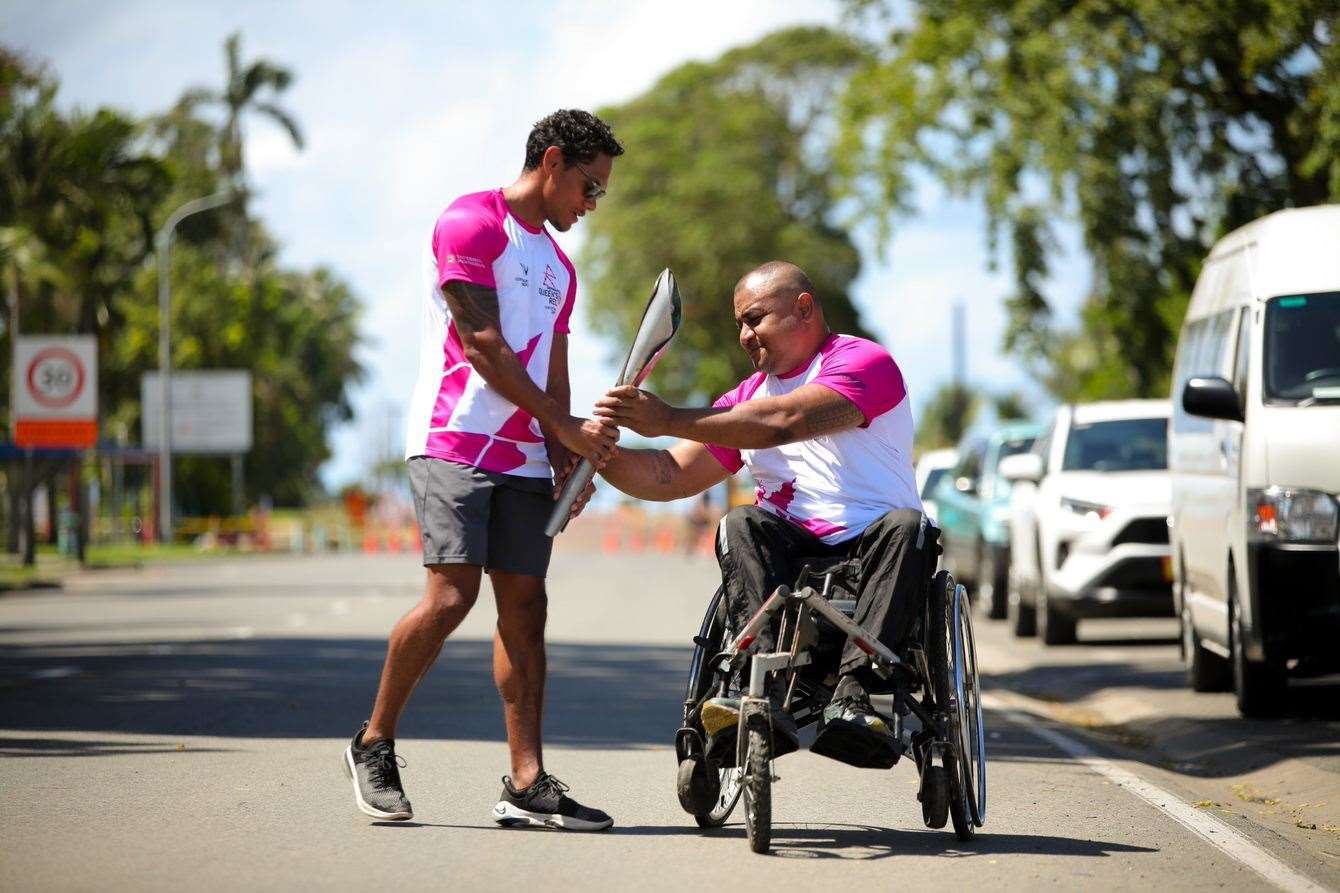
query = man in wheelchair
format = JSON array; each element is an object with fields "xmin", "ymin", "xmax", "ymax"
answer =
[{"xmin": 594, "ymin": 260, "xmax": 936, "ymax": 766}]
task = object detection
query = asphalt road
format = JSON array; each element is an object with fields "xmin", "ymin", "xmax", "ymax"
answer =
[{"xmin": 1, "ymin": 552, "xmax": 1337, "ymax": 891}]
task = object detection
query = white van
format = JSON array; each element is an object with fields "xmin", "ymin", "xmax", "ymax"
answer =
[{"xmin": 1170, "ymin": 204, "xmax": 1340, "ymax": 717}]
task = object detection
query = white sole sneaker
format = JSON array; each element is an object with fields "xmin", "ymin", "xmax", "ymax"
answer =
[
  {"xmin": 491, "ymin": 800, "xmax": 613, "ymax": 831},
  {"xmin": 343, "ymin": 746, "xmax": 413, "ymax": 821}
]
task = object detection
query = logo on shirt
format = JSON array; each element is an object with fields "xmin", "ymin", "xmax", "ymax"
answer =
[
  {"xmin": 445, "ymin": 254, "xmax": 485, "ymax": 269},
  {"xmin": 539, "ymin": 264, "xmax": 562, "ymax": 310}
]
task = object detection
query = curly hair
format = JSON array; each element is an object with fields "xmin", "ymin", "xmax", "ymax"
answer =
[{"xmin": 523, "ymin": 109, "xmax": 624, "ymax": 171}]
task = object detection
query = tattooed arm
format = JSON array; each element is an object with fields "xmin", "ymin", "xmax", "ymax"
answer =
[
  {"xmin": 594, "ymin": 383, "xmax": 865, "ymax": 449},
  {"xmin": 597, "ymin": 441, "xmax": 731, "ymax": 502},
  {"xmin": 443, "ymin": 280, "xmax": 615, "ymax": 464}
]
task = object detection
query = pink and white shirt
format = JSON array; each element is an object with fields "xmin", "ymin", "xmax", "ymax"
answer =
[
  {"xmin": 404, "ymin": 189, "xmax": 576, "ymax": 478},
  {"xmin": 706, "ymin": 334, "xmax": 922, "ymax": 544}
]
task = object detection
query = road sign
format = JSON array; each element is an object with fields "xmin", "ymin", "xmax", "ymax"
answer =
[
  {"xmin": 141, "ymin": 370, "xmax": 253, "ymax": 454},
  {"xmin": 13, "ymin": 336, "xmax": 98, "ymax": 448}
]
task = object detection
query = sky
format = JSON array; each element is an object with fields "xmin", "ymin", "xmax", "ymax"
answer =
[{"xmin": 3, "ymin": 0, "xmax": 1090, "ymax": 489}]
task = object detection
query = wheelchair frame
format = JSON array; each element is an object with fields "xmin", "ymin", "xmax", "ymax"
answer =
[{"xmin": 675, "ymin": 557, "xmax": 987, "ymax": 854}]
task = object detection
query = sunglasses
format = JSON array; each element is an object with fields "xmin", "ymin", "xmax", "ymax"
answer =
[{"xmin": 572, "ymin": 160, "xmax": 607, "ymax": 201}]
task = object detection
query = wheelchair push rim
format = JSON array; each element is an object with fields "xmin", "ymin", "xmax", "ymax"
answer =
[{"xmin": 952, "ymin": 583, "xmax": 987, "ymax": 827}]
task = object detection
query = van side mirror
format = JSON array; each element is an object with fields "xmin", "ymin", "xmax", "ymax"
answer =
[
  {"xmin": 999, "ymin": 452, "xmax": 1044, "ymax": 484},
  {"xmin": 1182, "ymin": 376, "xmax": 1243, "ymax": 422}
]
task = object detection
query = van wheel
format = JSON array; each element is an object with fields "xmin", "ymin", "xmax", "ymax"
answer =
[
  {"xmin": 1229, "ymin": 578, "xmax": 1286, "ymax": 718},
  {"xmin": 1181, "ymin": 601, "xmax": 1229, "ymax": 692}
]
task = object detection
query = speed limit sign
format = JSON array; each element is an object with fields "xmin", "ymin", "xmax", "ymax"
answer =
[{"xmin": 13, "ymin": 335, "xmax": 98, "ymax": 448}]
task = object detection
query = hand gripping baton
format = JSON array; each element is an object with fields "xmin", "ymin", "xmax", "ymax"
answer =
[{"xmin": 545, "ymin": 267, "xmax": 684, "ymax": 536}]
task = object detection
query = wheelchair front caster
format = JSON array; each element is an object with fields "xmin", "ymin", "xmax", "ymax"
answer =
[
  {"xmin": 676, "ymin": 755, "xmax": 720, "ymax": 816},
  {"xmin": 920, "ymin": 764, "xmax": 950, "ymax": 829},
  {"xmin": 743, "ymin": 717, "xmax": 772, "ymax": 854}
]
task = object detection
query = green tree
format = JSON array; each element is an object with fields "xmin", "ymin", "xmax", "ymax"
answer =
[
  {"xmin": 916, "ymin": 382, "xmax": 979, "ymax": 449},
  {"xmin": 581, "ymin": 27, "xmax": 877, "ymax": 401},
  {"xmin": 1, "ymin": 41, "xmax": 362, "ymax": 520},
  {"xmin": 839, "ymin": 1, "xmax": 1340, "ymax": 400}
]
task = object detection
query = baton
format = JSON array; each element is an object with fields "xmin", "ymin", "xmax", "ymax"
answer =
[{"xmin": 545, "ymin": 267, "xmax": 685, "ymax": 536}]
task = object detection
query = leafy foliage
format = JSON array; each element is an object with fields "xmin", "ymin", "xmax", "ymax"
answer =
[
  {"xmin": 1, "ymin": 43, "xmax": 361, "ymax": 513},
  {"xmin": 840, "ymin": 1, "xmax": 1340, "ymax": 400},
  {"xmin": 581, "ymin": 27, "xmax": 877, "ymax": 401}
]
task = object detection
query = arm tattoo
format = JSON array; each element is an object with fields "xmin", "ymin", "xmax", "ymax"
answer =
[
  {"xmin": 803, "ymin": 398, "xmax": 864, "ymax": 436},
  {"xmin": 443, "ymin": 280, "xmax": 501, "ymax": 337},
  {"xmin": 650, "ymin": 450, "xmax": 678, "ymax": 486}
]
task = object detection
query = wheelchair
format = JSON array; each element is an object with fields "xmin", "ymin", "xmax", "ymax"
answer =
[{"xmin": 674, "ymin": 531, "xmax": 987, "ymax": 854}]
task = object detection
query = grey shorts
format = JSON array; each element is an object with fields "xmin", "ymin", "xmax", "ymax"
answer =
[{"xmin": 407, "ymin": 456, "xmax": 555, "ymax": 578}]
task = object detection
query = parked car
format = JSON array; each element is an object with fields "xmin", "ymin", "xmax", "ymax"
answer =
[
  {"xmin": 1171, "ymin": 204, "xmax": 1340, "ymax": 717},
  {"xmin": 935, "ymin": 423, "xmax": 1042, "ymax": 618},
  {"xmin": 915, "ymin": 447, "xmax": 958, "ymax": 524},
  {"xmin": 1000, "ymin": 401, "xmax": 1173, "ymax": 644}
]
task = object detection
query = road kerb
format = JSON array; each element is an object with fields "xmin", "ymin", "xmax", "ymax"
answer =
[{"xmin": 984, "ymin": 690, "xmax": 1334, "ymax": 893}]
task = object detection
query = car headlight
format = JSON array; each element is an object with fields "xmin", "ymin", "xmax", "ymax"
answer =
[
  {"xmin": 1248, "ymin": 487, "xmax": 1339, "ymax": 543},
  {"xmin": 1060, "ymin": 496, "xmax": 1112, "ymax": 521}
]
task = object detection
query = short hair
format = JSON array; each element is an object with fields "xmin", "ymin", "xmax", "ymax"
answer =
[
  {"xmin": 524, "ymin": 109, "xmax": 624, "ymax": 170},
  {"xmin": 736, "ymin": 261, "xmax": 815, "ymax": 300}
]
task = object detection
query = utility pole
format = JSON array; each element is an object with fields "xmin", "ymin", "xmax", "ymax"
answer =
[{"xmin": 155, "ymin": 191, "xmax": 234, "ymax": 543}]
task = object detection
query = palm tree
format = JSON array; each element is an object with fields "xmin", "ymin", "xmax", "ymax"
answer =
[{"xmin": 179, "ymin": 31, "xmax": 304, "ymax": 193}]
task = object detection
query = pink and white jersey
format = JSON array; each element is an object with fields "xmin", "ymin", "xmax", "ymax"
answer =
[
  {"xmin": 705, "ymin": 334, "xmax": 922, "ymax": 544},
  {"xmin": 404, "ymin": 189, "xmax": 576, "ymax": 477}
]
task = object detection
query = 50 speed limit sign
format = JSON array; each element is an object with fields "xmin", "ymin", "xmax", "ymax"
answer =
[{"xmin": 13, "ymin": 335, "xmax": 98, "ymax": 448}]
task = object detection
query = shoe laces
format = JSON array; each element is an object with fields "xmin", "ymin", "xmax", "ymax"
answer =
[
  {"xmin": 526, "ymin": 772, "xmax": 570, "ymax": 801},
  {"xmin": 365, "ymin": 743, "xmax": 407, "ymax": 789}
]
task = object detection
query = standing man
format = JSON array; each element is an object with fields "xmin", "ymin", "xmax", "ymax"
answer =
[{"xmin": 343, "ymin": 110, "xmax": 622, "ymax": 831}]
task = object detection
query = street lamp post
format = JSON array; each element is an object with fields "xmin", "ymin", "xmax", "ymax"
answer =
[{"xmin": 155, "ymin": 191, "xmax": 234, "ymax": 543}]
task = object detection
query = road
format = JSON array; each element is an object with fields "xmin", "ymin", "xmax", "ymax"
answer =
[{"xmin": 1, "ymin": 552, "xmax": 1337, "ymax": 891}]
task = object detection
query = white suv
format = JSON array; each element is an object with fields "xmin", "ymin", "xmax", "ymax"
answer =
[{"xmin": 1000, "ymin": 400, "xmax": 1174, "ymax": 644}]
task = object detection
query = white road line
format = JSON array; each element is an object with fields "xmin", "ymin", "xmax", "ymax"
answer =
[{"xmin": 984, "ymin": 691, "xmax": 1332, "ymax": 893}]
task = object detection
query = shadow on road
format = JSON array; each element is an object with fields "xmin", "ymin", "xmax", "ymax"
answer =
[
  {"xmin": 0, "ymin": 636, "xmax": 688, "ymax": 747},
  {"xmin": 357, "ymin": 820, "xmax": 1155, "ymax": 861}
]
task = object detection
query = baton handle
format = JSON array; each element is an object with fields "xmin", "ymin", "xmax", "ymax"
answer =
[{"xmin": 545, "ymin": 457, "xmax": 596, "ymax": 537}]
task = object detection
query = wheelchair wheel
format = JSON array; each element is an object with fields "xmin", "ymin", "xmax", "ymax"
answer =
[
  {"xmin": 949, "ymin": 584, "xmax": 987, "ymax": 838},
  {"xmin": 926, "ymin": 573, "xmax": 983, "ymax": 841},
  {"xmin": 743, "ymin": 718, "xmax": 772, "ymax": 854},
  {"xmin": 682, "ymin": 586, "xmax": 744, "ymax": 828}
]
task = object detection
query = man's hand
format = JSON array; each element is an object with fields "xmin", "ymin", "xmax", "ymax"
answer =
[
  {"xmin": 554, "ymin": 454, "xmax": 598, "ymax": 521},
  {"xmin": 594, "ymin": 386, "xmax": 672, "ymax": 437},
  {"xmin": 556, "ymin": 415, "xmax": 619, "ymax": 467}
]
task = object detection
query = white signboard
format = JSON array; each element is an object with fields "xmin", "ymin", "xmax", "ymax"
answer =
[
  {"xmin": 142, "ymin": 370, "xmax": 253, "ymax": 453},
  {"xmin": 13, "ymin": 335, "xmax": 98, "ymax": 447}
]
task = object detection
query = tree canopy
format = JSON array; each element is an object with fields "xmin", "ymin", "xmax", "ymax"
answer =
[
  {"xmin": 581, "ymin": 27, "xmax": 877, "ymax": 402},
  {"xmin": 839, "ymin": 1, "xmax": 1340, "ymax": 401},
  {"xmin": 1, "ymin": 44, "xmax": 361, "ymax": 513}
]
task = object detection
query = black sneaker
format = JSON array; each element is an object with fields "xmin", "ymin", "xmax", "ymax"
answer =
[
  {"xmin": 492, "ymin": 772, "xmax": 613, "ymax": 831},
  {"xmin": 342, "ymin": 722, "xmax": 413, "ymax": 820}
]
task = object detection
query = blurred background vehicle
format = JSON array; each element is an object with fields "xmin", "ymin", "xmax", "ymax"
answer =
[
  {"xmin": 1001, "ymin": 401, "xmax": 1172, "ymax": 644},
  {"xmin": 914, "ymin": 447, "xmax": 957, "ymax": 524},
  {"xmin": 1171, "ymin": 204, "xmax": 1340, "ymax": 718},
  {"xmin": 934, "ymin": 423, "xmax": 1042, "ymax": 618}
]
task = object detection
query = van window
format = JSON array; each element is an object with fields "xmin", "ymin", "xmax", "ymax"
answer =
[
  {"xmin": 1264, "ymin": 292, "xmax": 1340, "ymax": 403},
  {"xmin": 1061, "ymin": 417, "xmax": 1169, "ymax": 471}
]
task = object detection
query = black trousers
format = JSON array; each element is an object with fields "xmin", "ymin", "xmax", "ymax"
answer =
[{"xmin": 714, "ymin": 505, "xmax": 938, "ymax": 679}]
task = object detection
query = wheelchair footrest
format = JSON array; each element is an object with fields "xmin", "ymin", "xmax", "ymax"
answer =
[{"xmin": 809, "ymin": 718, "xmax": 904, "ymax": 770}]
